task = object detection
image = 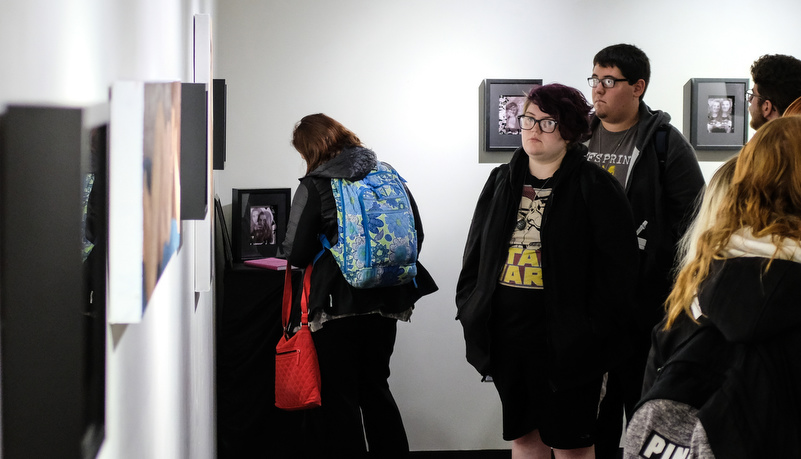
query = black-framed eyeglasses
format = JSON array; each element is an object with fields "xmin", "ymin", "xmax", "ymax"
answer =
[
  {"xmin": 517, "ymin": 115, "xmax": 558, "ymax": 133},
  {"xmin": 746, "ymin": 90, "xmax": 766, "ymax": 103},
  {"xmin": 587, "ymin": 77, "xmax": 629, "ymax": 89}
]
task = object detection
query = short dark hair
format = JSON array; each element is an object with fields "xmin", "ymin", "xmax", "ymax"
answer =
[
  {"xmin": 593, "ymin": 43, "xmax": 651, "ymax": 99},
  {"xmin": 525, "ymin": 83, "xmax": 592, "ymax": 145},
  {"xmin": 750, "ymin": 54, "xmax": 801, "ymax": 116}
]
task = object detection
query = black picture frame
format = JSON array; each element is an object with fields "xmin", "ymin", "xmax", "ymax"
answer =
[
  {"xmin": 232, "ymin": 188, "xmax": 291, "ymax": 262},
  {"xmin": 180, "ymin": 82, "xmax": 209, "ymax": 220},
  {"xmin": 683, "ymin": 78, "xmax": 749, "ymax": 150},
  {"xmin": 1, "ymin": 104, "xmax": 107, "ymax": 459},
  {"xmin": 213, "ymin": 79, "xmax": 227, "ymax": 170},
  {"xmin": 483, "ymin": 79, "xmax": 543, "ymax": 151},
  {"xmin": 214, "ymin": 195, "xmax": 233, "ymax": 268}
]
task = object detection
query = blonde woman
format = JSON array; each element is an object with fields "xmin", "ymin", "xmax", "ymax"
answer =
[{"xmin": 626, "ymin": 116, "xmax": 801, "ymax": 458}]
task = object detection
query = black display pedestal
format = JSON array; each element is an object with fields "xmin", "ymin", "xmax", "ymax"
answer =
[{"xmin": 216, "ymin": 264, "xmax": 304, "ymax": 458}]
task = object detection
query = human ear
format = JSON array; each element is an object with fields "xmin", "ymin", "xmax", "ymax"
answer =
[
  {"xmin": 632, "ymin": 79, "xmax": 646, "ymax": 98},
  {"xmin": 762, "ymin": 99, "xmax": 777, "ymax": 119}
]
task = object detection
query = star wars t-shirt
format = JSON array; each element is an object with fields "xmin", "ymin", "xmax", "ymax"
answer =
[
  {"xmin": 587, "ymin": 123, "xmax": 638, "ymax": 187},
  {"xmin": 498, "ymin": 175, "xmax": 552, "ymax": 290}
]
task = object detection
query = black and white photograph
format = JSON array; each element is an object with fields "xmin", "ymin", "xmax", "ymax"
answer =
[
  {"xmin": 484, "ymin": 79, "xmax": 542, "ymax": 151},
  {"xmin": 706, "ymin": 95, "xmax": 735, "ymax": 133},
  {"xmin": 499, "ymin": 96, "xmax": 526, "ymax": 134},
  {"xmin": 249, "ymin": 205, "xmax": 276, "ymax": 245},
  {"xmin": 231, "ymin": 188, "xmax": 291, "ymax": 262}
]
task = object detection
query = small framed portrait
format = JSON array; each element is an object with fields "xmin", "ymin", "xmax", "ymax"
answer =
[
  {"xmin": 483, "ymin": 79, "xmax": 543, "ymax": 152},
  {"xmin": 683, "ymin": 78, "xmax": 749, "ymax": 150},
  {"xmin": 232, "ymin": 188, "xmax": 291, "ymax": 262}
]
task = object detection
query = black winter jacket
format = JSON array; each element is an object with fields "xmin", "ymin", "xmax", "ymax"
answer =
[
  {"xmin": 455, "ymin": 143, "xmax": 640, "ymax": 390},
  {"xmin": 639, "ymin": 257, "xmax": 801, "ymax": 458},
  {"xmin": 283, "ymin": 146, "xmax": 437, "ymax": 324},
  {"xmin": 590, "ymin": 102, "xmax": 705, "ymax": 333}
]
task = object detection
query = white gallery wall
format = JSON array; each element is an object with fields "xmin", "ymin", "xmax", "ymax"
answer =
[
  {"xmin": 2, "ymin": 0, "xmax": 800, "ymax": 456},
  {"xmin": 215, "ymin": 0, "xmax": 801, "ymax": 451},
  {"xmin": 1, "ymin": 0, "xmax": 216, "ymax": 458}
]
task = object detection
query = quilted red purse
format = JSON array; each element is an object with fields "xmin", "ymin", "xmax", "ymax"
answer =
[{"xmin": 275, "ymin": 262, "xmax": 321, "ymax": 410}]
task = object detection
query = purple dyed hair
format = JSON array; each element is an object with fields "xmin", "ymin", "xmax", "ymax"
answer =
[{"xmin": 524, "ymin": 83, "xmax": 592, "ymax": 145}]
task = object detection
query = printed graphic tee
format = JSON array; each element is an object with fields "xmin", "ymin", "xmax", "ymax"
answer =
[
  {"xmin": 498, "ymin": 175, "xmax": 552, "ymax": 290},
  {"xmin": 587, "ymin": 123, "xmax": 638, "ymax": 187}
]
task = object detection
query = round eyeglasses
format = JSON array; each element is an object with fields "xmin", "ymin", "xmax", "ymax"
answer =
[
  {"xmin": 587, "ymin": 77, "xmax": 629, "ymax": 89},
  {"xmin": 517, "ymin": 115, "xmax": 558, "ymax": 133}
]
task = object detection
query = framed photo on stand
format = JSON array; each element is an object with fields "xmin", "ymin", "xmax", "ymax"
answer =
[
  {"xmin": 683, "ymin": 78, "xmax": 749, "ymax": 152},
  {"xmin": 232, "ymin": 188, "xmax": 291, "ymax": 262}
]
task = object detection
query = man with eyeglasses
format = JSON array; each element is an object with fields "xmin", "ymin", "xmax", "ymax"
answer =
[
  {"xmin": 586, "ymin": 43, "xmax": 705, "ymax": 459},
  {"xmin": 748, "ymin": 54, "xmax": 801, "ymax": 130}
]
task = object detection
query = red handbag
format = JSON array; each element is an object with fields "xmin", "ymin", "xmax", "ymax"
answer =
[{"xmin": 275, "ymin": 262, "xmax": 321, "ymax": 410}]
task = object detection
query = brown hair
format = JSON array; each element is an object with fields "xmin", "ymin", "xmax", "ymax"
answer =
[
  {"xmin": 291, "ymin": 113, "xmax": 362, "ymax": 174},
  {"xmin": 751, "ymin": 54, "xmax": 801, "ymax": 116},
  {"xmin": 665, "ymin": 116, "xmax": 801, "ymax": 327}
]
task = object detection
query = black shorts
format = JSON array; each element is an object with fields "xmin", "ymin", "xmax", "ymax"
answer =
[{"xmin": 490, "ymin": 297, "xmax": 603, "ymax": 449}]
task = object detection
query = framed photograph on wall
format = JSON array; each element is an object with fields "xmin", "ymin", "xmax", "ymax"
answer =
[
  {"xmin": 683, "ymin": 78, "xmax": 749, "ymax": 150},
  {"xmin": 484, "ymin": 79, "xmax": 543, "ymax": 151},
  {"xmin": 232, "ymin": 188, "xmax": 291, "ymax": 262}
]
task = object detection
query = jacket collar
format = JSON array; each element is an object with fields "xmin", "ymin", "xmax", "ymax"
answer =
[
  {"xmin": 701, "ymin": 257, "xmax": 801, "ymax": 341},
  {"xmin": 305, "ymin": 146, "xmax": 377, "ymax": 181},
  {"xmin": 507, "ymin": 142, "xmax": 588, "ymax": 190},
  {"xmin": 589, "ymin": 101, "xmax": 671, "ymax": 150}
]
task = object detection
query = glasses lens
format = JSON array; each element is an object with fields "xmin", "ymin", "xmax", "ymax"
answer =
[
  {"xmin": 540, "ymin": 120, "xmax": 557, "ymax": 133},
  {"xmin": 518, "ymin": 116, "xmax": 533, "ymax": 130},
  {"xmin": 602, "ymin": 78, "xmax": 616, "ymax": 88},
  {"xmin": 588, "ymin": 78, "xmax": 598, "ymax": 88}
]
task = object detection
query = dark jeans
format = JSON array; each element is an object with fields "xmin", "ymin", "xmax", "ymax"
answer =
[{"xmin": 303, "ymin": 314, "xmax": 409, "ymax": 459}]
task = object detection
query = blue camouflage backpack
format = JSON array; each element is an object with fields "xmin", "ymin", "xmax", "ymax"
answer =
[{"xmin": 320, "ymin": 162, "xmax": 418, "ymax": 288}]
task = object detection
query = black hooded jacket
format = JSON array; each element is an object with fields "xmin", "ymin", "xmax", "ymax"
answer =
[
  {"xmin": 640, "ymin": 257, "xmax": 801, "ymax": 458},
  {"xmin": 590, "ymin": 102, "xmax": 705, "ymax": 333},
  {"xmin": 455, "ymin": 143, "xmax": 639, "ymax": 390},
  {"xmin": 283, "ymin": 146, "xmax": 437, "ymax": 325}
]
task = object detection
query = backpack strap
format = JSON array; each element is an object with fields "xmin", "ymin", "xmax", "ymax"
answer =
[
  {"xmin": 311, "ymin": 177, "xmax": 337, "ymax": 265},
  {"xmin": 654, "ymin": 124, "xmax": 670, "ymax": 180}
]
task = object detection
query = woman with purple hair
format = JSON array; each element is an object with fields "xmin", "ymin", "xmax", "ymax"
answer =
[{"xmin": 457, "ymin": 84, "xmax": 639, "ymax": 458}]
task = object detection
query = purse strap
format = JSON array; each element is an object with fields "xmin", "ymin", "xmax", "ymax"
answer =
[{"xmin": 281, "ymin": 260, "xmax": 313, "ymax": 336}]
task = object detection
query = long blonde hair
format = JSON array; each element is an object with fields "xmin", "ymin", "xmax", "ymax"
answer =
[
  {"xmin": 665, "ymin": 116, "xmax": 801, "ymax": 327},
  {"xmin": 674, "ymin": 156, "xmax": 738, "ymax": 274}
]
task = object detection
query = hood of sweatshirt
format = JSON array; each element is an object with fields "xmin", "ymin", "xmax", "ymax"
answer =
[
  {"xmin": 306, "ymin": 146, "xmax": 377, "ymax": 181},
  {"xmin": 699, "ymin": 256, "xmax": 801, "ymax": 343}
]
